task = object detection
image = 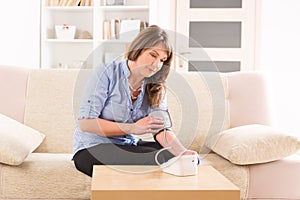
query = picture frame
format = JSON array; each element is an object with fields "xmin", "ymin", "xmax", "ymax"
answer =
[{"xmin": 105, "ymin": 0, "xmax": 125, "ymax": 6}]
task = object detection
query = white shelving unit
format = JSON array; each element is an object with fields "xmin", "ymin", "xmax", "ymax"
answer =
[{"xmin": 41, "ymin": 0, "xmax": 149, "ymax": 69}]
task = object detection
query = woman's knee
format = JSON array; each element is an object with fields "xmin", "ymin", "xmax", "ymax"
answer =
[{"xmin": 73, "ymin": 149, "xmax": 98, "ymax": 177}]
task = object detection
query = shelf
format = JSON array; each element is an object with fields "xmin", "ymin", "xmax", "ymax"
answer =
[
  {"xmin": 42, "ymin": 0, "xmax": 149, "ymax": 69},
  {"xmin": 96, "ymin": 39, "xmax": 132, "ymax": 43},
  {"xmin": 98, "ymin": 5, "xmax": 148, "ymax": 11},
  {"xmin": 45, "ymin": 6, "xmax": 93, "ymax": 12},
  {"xmin": 45, "ymin": 39, "xmax": 94, "ymax": 43}
]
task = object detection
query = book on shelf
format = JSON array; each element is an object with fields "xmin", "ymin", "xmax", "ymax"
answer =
[
  {"xmin": 66, "ymin": 0, "xmax": 81, "ymax": 6},
  {"xmin": 79, "ymin": 0, "xmax": 92, "ymax": 6},
  {"xmin": 46, "ymin": 0, "xmax": 92, "ymax": 6},
  {"xmin": 103, "ymin": 19, "xmax": 121, "ymax": 40},
  {"xmin": 79, "ymin": 0, "xmax": 85, "ymax": 6},
  {"xmin": 59, "ymin": 0, "xmax": 68, "ymax": 6},
  {"xmin": 140, "ymin": 21, "xmax": 149, "ymax": 32},
  {"xmin": 46, "ymin": 0, "xmax": 59, "ymax": 6},
  {"xmin": 103, "ymin": 20, "xmax": 110, "ymax": 40},
  {"xmin": 111, "ymin": 19, "xmax": 121, "ymax": 39}
]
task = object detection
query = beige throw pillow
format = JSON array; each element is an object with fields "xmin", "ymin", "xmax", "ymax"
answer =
[
  {"xmin": 209, "ymin": 124, "xmax": 300, "ymax": 165},
  {"xmin": 0, "ymin": 114, "xmax": 45, "ymax": 165}
]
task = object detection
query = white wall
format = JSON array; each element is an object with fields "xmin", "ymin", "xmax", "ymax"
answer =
[
  {"xmin": 258, "ymin": 0, "xmax": 300, "ymax": 136},
  {"xmin": 0, "ymin": 0, "xmax": 40, "ymax": 68},
  {"xmin": 149, "ymin": 0, "xmax": 175, "ymax": 30}
]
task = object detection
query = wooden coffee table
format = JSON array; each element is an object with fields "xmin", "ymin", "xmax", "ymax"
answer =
[{"xmin": 91, "ymin": 165, "xmax": 240, "ymax": 200}]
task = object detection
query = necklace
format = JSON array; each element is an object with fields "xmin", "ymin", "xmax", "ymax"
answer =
[
  {"xmin": 129, "ymin": 83, "xmax": 141, "ymax": 92},
  {"xmin": 128, "ymin": 83, "xmax": 142, "ymax": 100}
]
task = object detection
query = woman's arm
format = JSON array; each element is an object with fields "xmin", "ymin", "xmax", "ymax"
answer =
[
  {"xmin": 79, "ymin": 118, "xmax": 132, "ymax": 136},
  {"xmin": 79, "ymin": 116, "xmax": 165, "ymax": 137},
  {"xmin": 155, "ymin": 130, "xmax": 197, "ymax": 156}
]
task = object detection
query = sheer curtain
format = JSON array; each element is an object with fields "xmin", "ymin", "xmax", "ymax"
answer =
[
  {"xmin": 0, "ymin": 0, "xmax": 40, "ymax": 68},
  {"xmin": 258, "ymin": 0, "xmax": 300, "ymax": 137}
]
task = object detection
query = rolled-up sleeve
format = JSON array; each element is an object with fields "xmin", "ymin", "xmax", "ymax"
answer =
[
  {"xmin": 159, "ymin": 92, "xmax": 172, "ymax": 131},
  {"xmin": 150, "ymin": 89, "xmax": 173, "ymax": 133},
  {"xmin": 150, "ymin": 89, "xmax": 169, "ymax": 112},
  {"xmin": 158, "ymin": 91, "xmax": 168, "ymax": 111},
  {"xmin": 78, "ymin": 65, "xmax": 110, "ymax": 120}
]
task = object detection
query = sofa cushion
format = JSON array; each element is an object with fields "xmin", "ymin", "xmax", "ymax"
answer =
[
  {"xmin": 0, "ymin": 153, "xmax": 91, "ymax": 199},
  {"xmin": 201, "ymin": 153, "xmax": 249, "ymax": 199},
  {"xmin": 209, "ymin": 124, "xmax": 300, "ymax": 165},
  {"xmin": 0, "ymin": 114, "xmax": 45, "ymax": 165},
  {"xmin": 248, "ymin": 154, "xmax": 300, "ymax": 199},
  {"xmin": 227, "ymin": 72, "xmax": 273, "ymax": 128},
  {"xmin": 166, "ymin": 72, "xmax": 230, "ymax": 153},
  {"xmin": 24, "ymin": 69, "xmax": 81, "ymax": 153},
  {"xmin": 0, "ymin": 66, "xmax": 30, "ymax": 123}
]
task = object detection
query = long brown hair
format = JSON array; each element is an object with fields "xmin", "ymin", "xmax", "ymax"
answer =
[{"xmin": 125, "ymin": 25, "xmax": 173, "ymax": 108}]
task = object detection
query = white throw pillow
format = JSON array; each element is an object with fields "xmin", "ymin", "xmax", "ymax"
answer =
[
  {"xmin": 208, "ymin": 124, "xmax": 300, "ymax": 165},
  {"xmin": 0, "ymin": 114, "xmax": 45, "ymax": 165}
]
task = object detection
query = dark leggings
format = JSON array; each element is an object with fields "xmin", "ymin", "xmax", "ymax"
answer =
[{"xmin": 73, "ymin": 140, "xmax": 174, "ymax": 177}]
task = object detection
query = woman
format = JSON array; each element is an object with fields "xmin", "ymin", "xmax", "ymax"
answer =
[{"xmin": 73, "ymin": 25, "xmax": 196, "ymax": 177}]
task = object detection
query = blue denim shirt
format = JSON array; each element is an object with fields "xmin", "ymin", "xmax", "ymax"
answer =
[{"xmin": 72, "ymin": 60, "xmax": 168, "ymax": 156}]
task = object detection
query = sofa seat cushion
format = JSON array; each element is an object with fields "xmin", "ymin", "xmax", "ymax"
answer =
[
  {"xmin": 248, "ymin": 153, "xmax": 300, "ymax": 199},
  {"xmin": 201, "ymin": 153, "xmax": 249, "ymax": 199},
  {"xmin": 0, "ymin": 153, "xmax": 91, "ymax": 199}
]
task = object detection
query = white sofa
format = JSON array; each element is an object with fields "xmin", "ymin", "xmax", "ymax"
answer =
[{"xmin": 0, "ymin": 65, "xmax": 299, "ymax": 200}]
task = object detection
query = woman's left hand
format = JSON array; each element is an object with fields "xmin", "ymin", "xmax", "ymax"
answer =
[
  {"xmin": 130, "ymin": 116, "xmax": 165, "ymax": 135},
  {"xmin": 183, "ymin": 150, "xmax": 200, "ymax": 165},
  {"xmin": 182, "ymin": 150, "xmax": 198, "ymax": 155}
]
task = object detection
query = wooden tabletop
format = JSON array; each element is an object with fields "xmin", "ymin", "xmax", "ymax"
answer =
[{"xmin": 91, "ymin": 165, "xmax": 240, "ymax": 200}]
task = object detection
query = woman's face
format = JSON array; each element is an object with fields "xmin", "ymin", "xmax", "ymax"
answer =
[{"xmin": 134, "ymin": 43, "xmax": 168, "ymax": 78}]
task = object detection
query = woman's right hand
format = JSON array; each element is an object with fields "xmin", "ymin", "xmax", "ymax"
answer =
[{"xmin": 130, "ymin": 116, "xmax": 165, "ymax": 135}]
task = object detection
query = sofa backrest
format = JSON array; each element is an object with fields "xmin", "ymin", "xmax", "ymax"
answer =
[
  {"xmin": 226, "ymin": 72, "xmax": 273, "ymax": 127},
  {"xmin": 0, "ymin": 66, "xmax": 273, "ymax": 153},
  {"xmin": 0, "ymin": 66, "xmax": 30, "ymax": 123},
  {"xmin": 166, "ymin": 71, "xmax": 229, "ymax": 153},
  {"xmin": 23, "ymin": 69, "xmax": 82, "ymax": 153},
  {"xmin": 166, "ymin": 71, "xmax": 273, "ymax": 152}
]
